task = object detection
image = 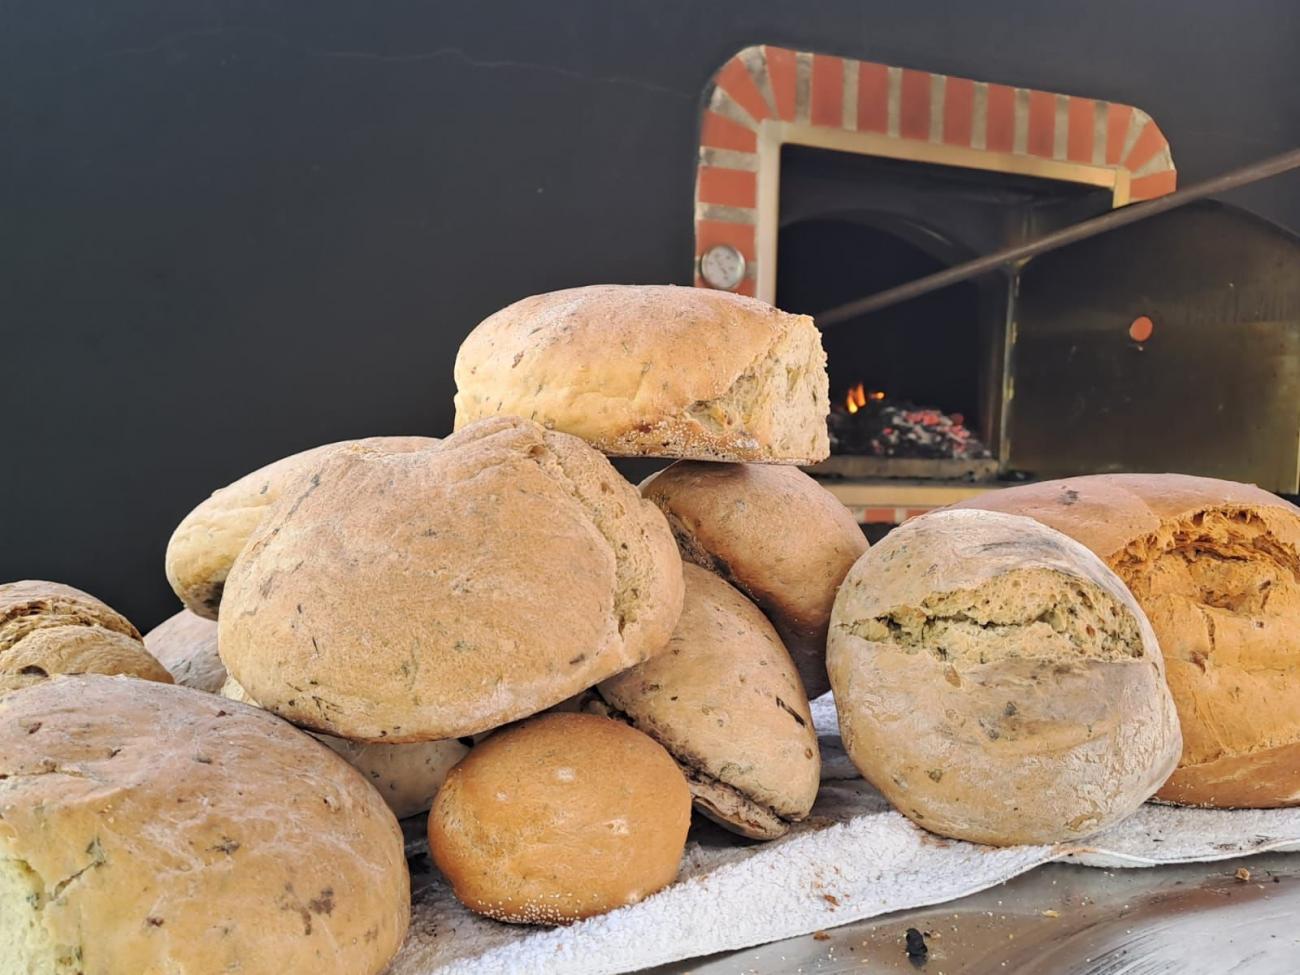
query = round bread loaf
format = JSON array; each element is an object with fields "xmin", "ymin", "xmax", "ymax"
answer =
[
  {"xmin": 165, "ymin": 435, "xmax": 437, "ymax": 619},
  {"xmin": 952, "ymin": 473, "xmax": 1300, "ymax": 808},
  {"xmin": 595, "ymin": 563, "xmax": 820, "ymax": 839},
  {"xmin": 453, "ymin": 285, "xmax": 830, "ymax": 463},
  {"xmin": 219, "ymin": 416, "xmax": 684, "ymax": 742},
  {"xmin": 0, "ymin": 675, "xmax": 408, "ymax": 974},
  {"xmin": 640, "ymin": 461, "xmax": 867, "ymax": 697},
  {"xmin": 827, "ymin": 509, "xmax": 1182, "ymax": 846},
  {"xmin": 0, "ymin": 581, "xmax": 171, "ymax": 693},
  {"xmin": 428, "ymin": 711, "xmax": 690, "ymax": 924},
  {"xmin": 145, "ymin": 609, "xmax": 225, "ymax": 693}
]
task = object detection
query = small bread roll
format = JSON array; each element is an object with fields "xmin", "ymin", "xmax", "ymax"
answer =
[
  {"xmin": 165, "ymin": 436, "xmax": 437, "ymax": 618},
  {"xmin": 145, "ymin": 609, "xmax": 225, "ymax": 692},
  {"xmin": 641, "ymin": 462, "xmax": 868, "ymax": 697},
  {"xmin": 828, "ymin": 509, "xmax": 1182, "ymax": 846},
  {"xmin": 595, "ymin": 564, "xmax": 820, "ymax": 839},
  {"xmin": 453, "ymin": 285, "xmax": 830, "ymax": 463},
  {"xmin": 428, "ymin": 712, "xmax": 690, "ymax": 924},
  {"xmin": 220, "ymin": 417, "xmax": 683, "ymax": 742},
  {"xmin": 0, "ymin": 675, "xmax": 408, "ymax": 975}
]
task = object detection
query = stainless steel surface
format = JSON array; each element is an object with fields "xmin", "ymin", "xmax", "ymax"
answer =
[
  {"xmin": 816, "ymin": 147, "xmax": 1300, "ymax": 326},
  {"xmin": 648, "ymin": 853, "xmax": 1300, "ymax": 974}
]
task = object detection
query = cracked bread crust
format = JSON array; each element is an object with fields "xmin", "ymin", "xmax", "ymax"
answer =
[
  {"xmin": 218, "ymin": 416, "xmax": 683, "ymax": 742},
  {"xmin": 952, "ymin": 474, "xmax": 1300, "ymax": 808},
  {"xmin": 452, "ymin": 285, "xmax": 830, "ymax": 463},
  {"xmin": 827, "ymin": 509, "xmax": 1181, "ymax": 846},
  {"xmin": 0, "ymin": 675, "xmax": 408, "ymax": 975}
]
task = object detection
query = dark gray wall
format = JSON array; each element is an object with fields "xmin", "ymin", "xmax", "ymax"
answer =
[{"xmin": 4, "ymin": 0, "xmax": 1299, "ymax": 627}]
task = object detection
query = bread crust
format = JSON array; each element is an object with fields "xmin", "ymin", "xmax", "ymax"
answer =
[
  {"xmin": 453, "ymin": 285, "xmax": 830, "ymax": 463},
  {"xmin": 640, "ymin": 462, "xmax": 867, "ymax": 697},
  {"xmin": 219, "ymin": 417, "xmax": 684, "ymax": 742},
  {"xmin": 144, "ymin": 609, "xmax": 225, "ymax": 693},
  {"xmin": 827, "ymin": 509, "xmax": 1182, "ymax": 845},
  {"xmin": 0, "ymin": 675, "xmax": 409, "ymax": 974},
  {"xmin": 952, "ymin": 474, "xmax": 1300, "ymax": 807},
  {"xmin": 428, "ymin": 712, "xmax": 690, "ymax": 924}
]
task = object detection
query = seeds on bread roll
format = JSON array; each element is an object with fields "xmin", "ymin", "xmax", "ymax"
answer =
[
  {"xmin": 165, "ymin": 436, "xmax": 437, "ymax": 619},
  {"xmin": 641, "ymin": 462, "xmax": 868, "ymax": 697},
  {"xmin": 219, "ymin": 417, "xmax": 684, "ymax": 742},
  {"xmin": 0, "ymin": 675, "xmax": 409, "ymax": 974},
  {"xmin": 594, "ymin": 564, "xmax": 820, "ymax": 839},
  {"xmin": 145, "ymin": 609, "xmax": 225, "ymax": 693},
  {"xmin": 428, "ymin": 712, "xmax": 691, "ymax": 924},
  {"xmin": 453, "ymin": 285, "xmax": 830, "ymax": 463},
  {"xmin": 952, "ymin": 473, "xmax": 1300, "ymax": 808},
  {"xmin": 828, "ymin": 509, "xmax": 1182, "ymax": 846}
]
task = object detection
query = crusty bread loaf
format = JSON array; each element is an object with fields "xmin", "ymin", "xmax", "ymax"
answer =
[
  {"xmin": 952, "ymin": 473, "xmax": 1300, "ymax": 808},
  {"xmin": 828, "ymin": 509, "xmax": 1182, "ymax": 845},
  {"xmin": 0, "ymin": 675, "xmax": 408, "ymax": 974},
  {"xmin": 144, "ymin": 609, "xmax": 225, "ymax": 693},
  {"xmin": 220, "ymin": 416, "xmax": 684, "ymax": 742},
  {"xmin": 641, "ymin": 462, "xmax": 867, "ymax": 697},
  {"xmin": 595, "ymin": 564, "xmax": 820, "ymax": 839},
  {"xmin": 165, "ymin": 436, "xmax": 437, "ymax": 618},
  {"xmin": 428, "ymin": 712, "xmax": 691, "ymax": 924},
  {"xmin": 0, "ymin": 581, "xmax": 171, "ymax": 693},
  {"xmin": 453, "ymin": 285, "xmax": 830, "ymax": 463}
]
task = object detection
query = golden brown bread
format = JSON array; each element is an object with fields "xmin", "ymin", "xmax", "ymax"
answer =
[
  {"xmin": 640, "ymin": 462, "xmax": 867, "ymax": 697},
  {"xmin": 428, "ymin": 711, "xmax": 691, "ymax": 924},
  {"xmin": 219, "ymin": 416, "xmax": 684, "ymax": 742},
  {"xmin": 0, "ymin": 675, "xmax": 409, "ymax": 974},
  {"xmin": 952, "ymin": 473, "xmax": 1300, "ymax": 807},
  {"xmin": 827, "ymin": 509, "xmax": 1182, "ymax": 845},
  {"xmin": 453, "ymin": 285, "xmax": 830, "ymax": 463}
]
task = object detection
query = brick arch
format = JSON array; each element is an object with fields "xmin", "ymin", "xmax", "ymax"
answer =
[{"xmin": 694, "ymin": 45, "xmax": 1177, "ymax": 298}]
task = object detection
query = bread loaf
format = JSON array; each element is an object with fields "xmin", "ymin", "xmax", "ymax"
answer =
[
  {"xmin": 640, "ymin": 462, "xmax": 867, "ymax": 697},
  {"xmin": 428, "ymin": 712, "xmax": 691, "ymax": 924},
  {"xmin": 144, "ymin": 609, "xmax": 225, "ymax": 693},
  {"xmin": 952, "ymin": 473, "xmax": 1300, "ymax": 807},
  {"xmin": 0, "ymin": 675, "xmax": 409, "ymax": 974},
  {"xmin": 453, "ymin": 285, "xmax": 830, "ymax": 463},
  {"xmin": 220, "ymin": 416, "xmax": 683, "ymax": 742},
  {"xmin": 827, "ymin": 509, "xmax": 1182, "ymax": 845}
]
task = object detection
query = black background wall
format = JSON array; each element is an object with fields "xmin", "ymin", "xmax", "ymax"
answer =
[{"xmin": 4, "ymin": 0, "xmax": 1299, "ymax": 628}]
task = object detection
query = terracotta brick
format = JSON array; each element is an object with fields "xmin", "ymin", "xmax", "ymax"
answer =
[
  {"xmin": 986, "ymin": 84, "xmax": 1015, "ymax": 152},
  {"xmin": 733, "ymin": 279, "xmax": 757, "ymax": 297},
  {"xmin": 695, "ymin": 220, "xmax": 757, "ymax": 264},
  {"xmin": 1066, "ymin": 97, "xmax": 1095, "ymax": 163},
  {"xmin": 1027, "ymin": 89, "xmax": 1055, "ymax": 158},
  {"xmin": 811, "ymin": 54, "xmax": 843, "ymax": 127},
  {"xmin": 716, "ymin": 57, "xmax": 772, "ymax": 124},
  {"xmin": 857, "ymin": 61, "xmax": 889, "ymax": 133},
  {"xmin": 699, "ymin": 111, "xmax": 757, "ymax": 153},
  {"xmin": 1106, "ymin": 103, "xmax": 1133, "ymax": 164},
  {"xmin": 696, "ymin": 166, "xmax": 758, "ymax": 208},
  {"xmin": 943, "ymin": 76, "xmax": 974, "ymax": 146},
  {"xmin": 1129, "ymin": 169, "xmax": 1178, "ymax": 200},
  {"xmin": 863, "ymin": 507, "xmax": 897, "ymax": 524},
  {"xmin": 765, "ymin": 46, "xmax": 798, "ymax": 121},
  {"xmin": 900, "ymin": 68, "xmax": 931, "ymax": 140},
  {"xmin": 1124, "ymin": 119, "xmax": 1170, "ymax": 173}
]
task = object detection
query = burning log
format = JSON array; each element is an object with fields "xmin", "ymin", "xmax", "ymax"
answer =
[{"xmin": 829, "ymin": 385, "xmax": 991, "ymax": 460}]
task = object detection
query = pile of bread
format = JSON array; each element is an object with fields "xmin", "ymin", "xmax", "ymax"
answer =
[{"xmin": 3, "ymin": 284, "xmax": 1298, "ymax": 975}]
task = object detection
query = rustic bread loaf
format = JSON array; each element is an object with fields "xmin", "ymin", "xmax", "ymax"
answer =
[
  {"xmin": 219, "ymin": 416, "xmax": 684, "ymax": 742},
  {"xmin": 0, "ymin": 581, "xmax": 171, "ymax": 693},
  {"xmin": 827, "ymin": 509, "xmax": 1182, "ymax": 846},
  {"xmin": 453, "ymin": 285, "xmax": 830, "ymax": 463},
  {"xmin": 165, "ymin": 435, "xmax": 437, "ymax": 618},
  {"xmin": 0, "ymin": 675, "xmax": 408, "ymax": 974},
  {"xmin": 144, "ymin": 609, "xmax": 225, "ymax": 693},
  {"xmin": 641, "ymin": 461, "xmax": 867, "ymax": 697},
  {"xmin": 594, "ymin": 564, "xmax": 820, "ymax": 839},
  {"xmin": 952, "ymin": 473, "xmax": 1300, "ymax": 808},
  {"xmin": 428, "ymin": 711, "xmax": 691, "ymax": 924}
]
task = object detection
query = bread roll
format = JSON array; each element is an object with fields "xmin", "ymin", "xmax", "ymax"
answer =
[
  {"xmin": 220, "ymin": 416, "xmax": 683, "ymax": 742},
  {"xmin": 952, "ymin": 474, "xmax": 1300, "ymax": 807},
  {"xmin": 828, "ymin": 509, "xmax": 1182, "ymax": 845},
  {"xmin": 165, "ymin": 436, "xmax": 437, "ymax": 619},
  {"xmin": 641, "ymin": 462, "xmax": 867, "ymax": 697},
  {"xmin": 428, "ymin": 712, "xmax": 690, "ymax": 924},
  {"xmin": 145, "ymin": 609, "xmax": 225, "ymax": 693},
  {"xmin": 0, "ymin": 581, "xmax": 171, "ymax": 693},
  {"xmin": 595, "ymin": 564, "xmax": 820, "ymax": 839},
  {"xmin": 453, "ymin": 285, "xmax": 830, "ymax": 463},
  {"xmin": 0, "ymin": 675, "xmax": 408, "ymax": 974}
]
